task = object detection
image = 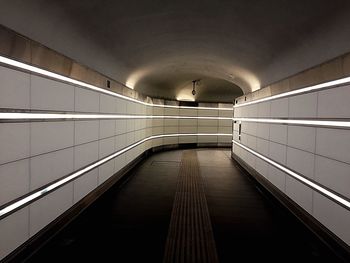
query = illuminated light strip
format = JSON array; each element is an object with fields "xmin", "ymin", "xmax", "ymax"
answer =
[
  {"xmin": 0, "ymin": 133, "xmax": 231, "ymax": 219},
  {"xmin": 0, "ymin": 55, "xmax": 232, "ymax": 111},
  {"xmin": 232, "ymin": 140, "xmax": 350, "ymax": 210},
  {"xmin": 233, "ymin": 117, "xmax": 350, "ymax": 128},
  {"xmin": 0, "ymin": 112, "xmax": 232, "ymax": 121},
  {"xmin": 234, "ymin": 77, "xmax": 350, "ymax": 108}
]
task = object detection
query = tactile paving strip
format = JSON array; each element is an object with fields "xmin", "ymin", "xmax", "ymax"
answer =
[{"xmin": 163, "ymin": 150, "xmax": 219, "ymax": 263}]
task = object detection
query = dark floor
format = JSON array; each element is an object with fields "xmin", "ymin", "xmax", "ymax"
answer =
[{"xmin": 26, "ymin": 149, "xmax": 344, "ymax": 263}]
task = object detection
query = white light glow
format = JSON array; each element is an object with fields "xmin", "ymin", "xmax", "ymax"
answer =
[
  {"xmin": 0, "ymin": 55, "xmax": 232, "ymax": 111},
  {"xmin": 176, "ymin": 89, "xmax": 196, "ymax": 102},
  {"xmin": 176, "ymin": 96, "xmax": 196, "ymax": 102},
  {"xmin": 0, "ymin": 133, "xmax": 231, "ymax": 219},
  {"xmin": 232, "ymin": 140, "xmax": 350, "ymax": 209},
  {"xmin": 233, "ymin": 117, "xmax": 350, "ymax": 128},
  {"xmin": 0, "ymin": 112, "xmax": 232, "ymax": 121},
  {"xmin": 234, "ymin": 77, "xmax": 350, "ymax": 108}
]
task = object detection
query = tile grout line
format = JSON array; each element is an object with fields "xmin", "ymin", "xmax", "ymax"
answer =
[
  {"xmin": 27, "ymin": 70, "xmax": 32, "ymax": 238},
  {"xmin": 72, "ymin": 86, "xmax": 77, "ymax": 205}
]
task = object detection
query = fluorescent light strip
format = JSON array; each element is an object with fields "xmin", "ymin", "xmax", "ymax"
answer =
[
  {"xmin": 232, "ymin": 140, "xmax": 350, "ymax": 210},
  {"xmin": 0, "ymin": 55, "xmax": 232, "ymax": 111},
  {"xmin": 234, "ymin": 77, "xmax": 350, "ymax": 108},
  {"xmin": 233, "ymin": 117, "xmax": 350, "ymax": 128},
  {"xmin": 0, "ymin": 133, "xmax": 231, "ymax": 219},
  {"xmin": 0, "ymin": 112, "xmax": 232, "ymax": 121}
]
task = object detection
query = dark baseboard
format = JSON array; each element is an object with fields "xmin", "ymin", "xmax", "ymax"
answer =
[
  {"xmin": 152, "ymin": 143, "xmax": 230, "ymax": 153},
  {"xmin": 197, "ymin": 142, "xmax": 231, "ymax": 148},
  {"xmin": 231, "ymin": 152, "xmax": 350, "ymax": 263}
]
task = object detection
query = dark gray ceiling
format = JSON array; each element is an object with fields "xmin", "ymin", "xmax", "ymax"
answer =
[{"xmin": 1, "ymin": 0, "xmax": 350, "ymax": 102}]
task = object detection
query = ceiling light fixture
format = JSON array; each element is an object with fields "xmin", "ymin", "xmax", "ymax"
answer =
[{"xmin": 192, "ymin": 79, "xmax": 200, "ymax": 96}]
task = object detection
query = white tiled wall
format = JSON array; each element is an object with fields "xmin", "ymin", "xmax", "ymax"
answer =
[
  {"xmin": 75, "ymin": 88, "xmax": 100, "ymax": 112},
  {"xmin": 269, "ymin": 124, "xmax": 287, "ymax": 144},
  {"xmin": 318, "ymin": 85, "xmax": 350, "ymax": 118},
  {"xmin": 74, "ymin": 141, "xmax": 99, "ymax": 170},
  {"xmin": 31, "ymin": 75, "xmax": 75, "ymax": 111},
  {"xmin": 75, "ymin": 120, "xmax": 99, "ymax": 144},
  {"xmin": 0, "ymin": 67, "xmax": 30, "ymax": 109},
  {"xmin": 286, "ymin": 147, "xmax": 315, "ymax": 179},
  {"xmin": 30, "ymin": 148, "xmax": 74, "ymax": 190},
  {"xmin": 257, "ymin": 101, "xmax": 270, "ymax": 117},
  {"xmin": 289, "ymin": 93, "xmax": 317, "ymax": 118},
  {"xmin": 0, "ymin": 65, "xmax": 232, "ymax": 260},
  {"xmin": 0, "ymin": 160, "xmax": 29, "ymax": 206},
  {"xmin": 270, "ymin": 98, "xmax": 288, "ymax": 117},
  {"xmin": 100, "ymin": 94, "xmax": 116, "ymax": 113},
  {"xmin": 313, "ymin": 191, "xmax": 350, "ymax": 245},
  {"xmin": 285, "ymin": 176, "xmax": 313, "ymax": 213},
  {"xmin": 316, "ymin": 128, "xmax": 350, "ymax": 164},
  {"xmin": 73, "ymin": 169, "xmax": 98, "ymax": 203},
  {"xmin": 0, "ymin": 123, "xmax": 30, "ymax": 164},
  {"xmin": 287, "ymin": 126, "xmax": 316, "ymax": 153},
  {"xmin": 233, "ymin": 83, "xmax": 350, "ymax": 247},
  {"xmin": 99, "ymin": 137, "xmax": 115, "ymax": 158},
  {"xmin": 0, "ymin": 207, "xmax": 29, "ymax": 260},
  {"xmin": 314, "ymin": 156, "xmax": 350, "ymax": 198},
  {"xmin": 31, "ymin": 121, "xmax": 74, "ymax": 155},
  {"xmin": 29, "ymin": 183, "xmax": 74, "ymax": 237}
]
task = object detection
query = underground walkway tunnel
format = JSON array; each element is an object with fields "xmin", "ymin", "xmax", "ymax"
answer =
[{"xmin": 0, "ymin": 1, "xmax": 350, "ymax": 262}]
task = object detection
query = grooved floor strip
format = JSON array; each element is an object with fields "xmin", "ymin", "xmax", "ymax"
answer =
[{"xmin": 163, "ymin": 150, "xmax": 219, "ymax": 263}]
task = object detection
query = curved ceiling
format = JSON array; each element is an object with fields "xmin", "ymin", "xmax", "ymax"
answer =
[{"xmin": 1, "ymin": 0, "xmax": 350, "ymax": 102}]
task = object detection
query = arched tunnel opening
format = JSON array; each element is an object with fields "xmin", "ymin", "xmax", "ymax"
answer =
[{"xmin": 0, "ymin": 1, "xmax": 350, "ymax": 262}]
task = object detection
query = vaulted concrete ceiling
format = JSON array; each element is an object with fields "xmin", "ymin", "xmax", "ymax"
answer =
[{"xmin": 1, "ymin": 0, "xmax": 350, "ymax": 102}]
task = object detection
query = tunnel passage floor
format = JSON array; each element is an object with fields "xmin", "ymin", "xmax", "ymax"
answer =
[{"xmin": 26, "ymin": 148, "xmax": 344, "ymax": 263}]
